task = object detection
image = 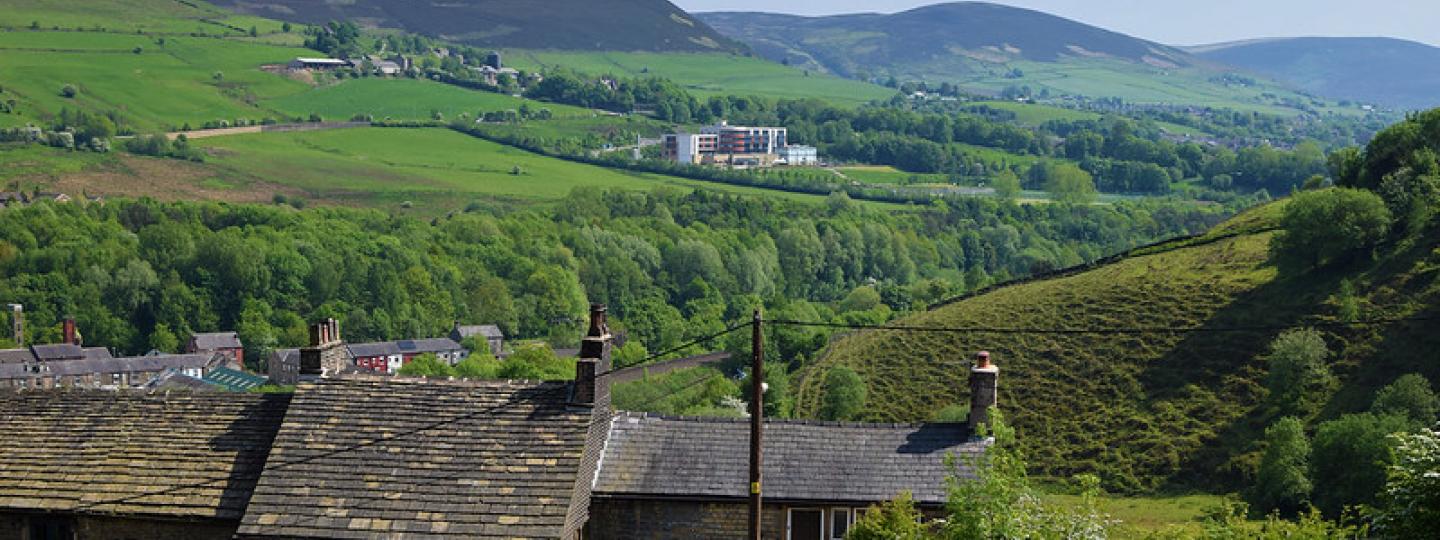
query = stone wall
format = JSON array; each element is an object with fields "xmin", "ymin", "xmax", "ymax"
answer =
[
  {"xmin": 0, "ymin": 512, "xmax": 237, "ymax": 540},
  {"xmin": 587, "ymin": 499, "xmax": 786, "ymax": 540}
]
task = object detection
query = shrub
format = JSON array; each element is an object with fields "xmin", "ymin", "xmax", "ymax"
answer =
[
  {"xmin": 1263, "ymin": 328, "xmax": 1335, "ymax": 417},
  {"xmin": 396, "ymin": 353, "xmax": 455, "ymax": 378},
  {"xmin": 820, "ymin": 366, "xmax": 867, "ymax": 421},
  {"xmin": 1311, "ymin": 412, "xmax": 1414, "ymax": 516},
  {"xmin": 1371, "ymin": 374, "xmax": 1440, "ymax": 425},
  {"xmin": 59, "ymin": 84, "xmax": 77, "ymax": 98},
  {"xmin": 1270, "ymin": 188, "xmax": 1391, "ymax": 271},
  {"xmin": 1373, "ymin": 425, "xmax": 1440, "ymax": 538},
  {"xmin": 1250, "ymin": 417, "xmax": 1312, "ymax": 516}
]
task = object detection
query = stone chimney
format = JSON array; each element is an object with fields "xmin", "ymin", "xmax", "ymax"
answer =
[
  {"xmin": 968, "ymin": 351, "xmax": 999, "ymax": 436},
  {"xmin": 300, "ymin": 318, "xmax": 346, "ymax": 378},
  {"xmin": 7, "ymin": 304, "xmax": 21, "ymax": 345},
  {"xmin": 571, "ymin": 304, "xmax": 612, "ymax": 407},
  {"xmin": 61, "ymin": 317, "xmax": 77, "ymax": 346}
]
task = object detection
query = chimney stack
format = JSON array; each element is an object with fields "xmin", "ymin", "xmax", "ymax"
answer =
[
  {"xmin": 571, "ymin": 304, "xmax": 612, "ymax": 407},
  {"xmin": 61, "ymin": 317, "xmax": 77, "ymax": 346},
  {"xmin": 300, "ymin": 318, "xmax": 345, "ymax": 377},
  {"xmin": 968, "ymin": 351, "xmax": 999, "ymax": 436},
  {"xmin": 7, "ymin": 304, "xmax": 21, "ymax": 345}
]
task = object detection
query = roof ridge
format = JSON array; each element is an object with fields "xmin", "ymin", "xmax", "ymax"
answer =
[{"xmin": 613, "ymin": 410, "xmax": 967, "ymax": 429}]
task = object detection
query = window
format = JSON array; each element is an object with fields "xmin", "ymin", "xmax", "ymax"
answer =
[
  {"xmin": 787, "ymin": 508, "xmax": 824, "ymax": 540},
  {"xmin": 830, "ymin": 508, "xmax": 852, "ymax": 539},
  {"xmin": 28, "ymin": 516, "xmax": 74, "ymax": 540}
]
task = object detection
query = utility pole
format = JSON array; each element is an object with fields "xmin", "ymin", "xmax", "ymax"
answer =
[{"xmin": 748, "ymin": 308, "xmax": 764, "ymax": 540}]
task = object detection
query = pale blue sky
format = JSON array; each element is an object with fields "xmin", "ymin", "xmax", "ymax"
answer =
[{"xmin": 678, "ymin": 0, "xmax": 1440, "ymax": 47}]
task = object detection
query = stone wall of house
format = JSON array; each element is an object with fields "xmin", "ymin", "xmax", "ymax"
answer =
[
  {"xmin": 587, "ymin": 499, "xmax": 786, "ymax": 540},
  {"xmin": 0, "ymin": 513, "xmax": 237, "ymax": 540}
]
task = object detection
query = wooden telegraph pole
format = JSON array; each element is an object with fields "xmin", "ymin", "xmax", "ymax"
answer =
[{"xmin": 748, "ymin": 308, "xmax": 764, "ymax": 540}]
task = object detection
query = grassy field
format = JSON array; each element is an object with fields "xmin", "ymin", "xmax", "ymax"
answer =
[
  {"xmin": 0, "ymin": 0, "xmax": 287, "ymax": 36},
  {"xmin": 1045, "ymin": 491, "xmax": 1231, "ymax": 538},
  {"xmin": 969, "ymin": 100, "xmax": 1103, "ymax": 124},
  {"xmin": 956, "ymin": 59, "xmax": 1343, "ymax": 117},
  {"xmin": 267, "ymin": 78, "xmax": 591, "ymax": 122},
  {"xmin": 0, "ymin": 30, "xmax": 311, "ymax": 130},
  {"xmin": 506, "ymin": 50, "xmax": 895, "ymax": 105},
  {"xmin": 191, "ymin": 127, "xmax": 896, "ymax": 208}
]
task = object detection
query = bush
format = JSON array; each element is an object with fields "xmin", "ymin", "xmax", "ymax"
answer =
[
  {"xmin": 1270, "ymin": 188, "xmax": 1391, "ymax": 271},
  {"xmin": 396, "ymin": 353, "xmax": 455, "ymax": 378},
  {"xmin": 820, "ymin": 366, "xmax": 867, "ymax": 421},
  {"xmin": 454, "ymin": 352, "xmax": 502, "ymax": 379},
  {"xmin": 1371, "ymin": 374, "xmax": 1440, "ymax": 425},
  {"xmin": 59, "ymin": 84, "xmax": 77, "ymax": 98},
  {"xmin": 1263, "ymin": 328, "xmax": 1335, "ymax": 417},
  {"xmin": 1373, "ymin": 425, "xmax": 1440, "ymax": 538},
  {"xmin": 1310, "ymin": 412, "xmax": 1414, "ymax": 516},
  {"xmin": 1250, "ymin": 417, "xmax": 1312, "ymax": 516}
]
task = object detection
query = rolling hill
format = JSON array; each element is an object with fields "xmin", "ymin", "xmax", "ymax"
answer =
[
  {"xmin": 1189, "ymin": 37, "xmax": 1440, "ymax": 110},
  {"xmin": 796, "ymin": 202, "xmax": 1440, "ymax": 491},
  {"xmin": 699, "ymin": 2, "xmax": 1337, "ymax": 114},
  {"xmin": 208, "ymin": 0, "xmax": 742, "ymax": 53}
]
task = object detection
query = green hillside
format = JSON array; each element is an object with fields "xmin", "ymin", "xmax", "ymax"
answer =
[
  {"xmin": 699, "ymin": 3, "xmax": 1343, "ymax": 115},
  {"xmin": 208, "ymin": 0, "xmax": 742, "ymax": 53},
  {"xmin": 797, "ymin": 201, "xmax": 1440, "ymax": 491},
  {"xmin": 1190, "ymin": 37, "xmax": 1440, "ymax": 110},
  {"xmin": 505, "ymin": 50, "xmax": 894, "ymax": 105}
]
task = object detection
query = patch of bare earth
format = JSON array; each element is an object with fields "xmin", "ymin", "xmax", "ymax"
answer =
[{"xmin": 40, "ymin": 154, "xmax": 305, "ymax": 203}]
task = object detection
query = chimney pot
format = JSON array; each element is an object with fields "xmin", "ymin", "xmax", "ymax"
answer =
[
  {"xmin": 968, "ymin": 351, "xmax": 999, "ymax": 436},
  {"xmin": 573, "ymin": 303, "xmax": 612, "ymax": 407}
]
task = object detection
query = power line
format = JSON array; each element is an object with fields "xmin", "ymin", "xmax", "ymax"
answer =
[
  {"xmin": 766, "ymin": 314, "xmax": 1440, "ymax": 336},
  {"xmin": 596, "ymin": 320, "xmax": 747, "ymax": 380}
]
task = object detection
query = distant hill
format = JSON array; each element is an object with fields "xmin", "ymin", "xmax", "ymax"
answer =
[
  {"xmin": 1189, "ymin": 37, "xmax": 1440, "ymax": 110},
  {"xmin": 701, "ymin": 2, "xmax": 1192, "ymax": 77},
  {"xmin": 699, "ymin": 2, "xmax": 1334, "ymax": 114},
  {"xmin": 210, "ymin": 0, "xmax": 742, "ymax": 52},
  {"xmin": 798, "ymin": 202, "xmax": 1440, "ymax": 491}
]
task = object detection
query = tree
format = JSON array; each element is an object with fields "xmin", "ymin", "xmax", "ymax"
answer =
[
  {"xmin": 1251, "ymin": 417, "xmax": 1312, "ymax": 516},
  {"xmin": 398, "ymin": 353, "xmax": 456, "ymax": 378},
  {"xmin": 148, "ymin": 323, "xmax": 179, "ymax": 354},
  {"xmin": 1372, "ymin": 374, "xmax": 1440, "ymax": 425},
  {"xmin": 59, "ymin": 84, "xmax": 77, "ymax": 98},
  {"xmin": 282, "ymin": 22, "xmax": 292, "ymax": 33},
  {"xmin": 848, "ymin": 492, "xmax": 931, "ymax": 540},
  {"xmin": 1270, "ymin": 188, "xmax": 1392, "ymax": 271},
  {"xmin": 453, "ymin": 352, "xmax": 501, "ymax": 379},
  {"xmin": 1043, "ymin": 163, "xmax": 1097, "ymax": 205},
  {"xmin": 991, "ymin": 169, "xmax": 1022, "ymax": 202},
  {"xmin": 1263, "ymin": 328, "xmax": 1335, "ymax": 417},
  {"xmin": 1310, "ymin": 412, "xmax": 1414, "ymax": 516},
  {"xmin": 1373, "ymin": 424, "xmax": 1440, "ymax": 538},
  {"xmin": 820, "ymin": 366, "xmax": 867, "ymax": 421}
]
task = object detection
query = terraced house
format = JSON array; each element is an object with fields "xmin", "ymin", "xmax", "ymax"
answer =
[{"xmin": 0, "ymin": 307, "xmax": 993, "ymax": 540}]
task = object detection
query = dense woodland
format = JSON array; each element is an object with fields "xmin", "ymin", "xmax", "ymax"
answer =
[{"xmin": 0, "ymin": 188, "xmax": 1229, "ymax": 371}]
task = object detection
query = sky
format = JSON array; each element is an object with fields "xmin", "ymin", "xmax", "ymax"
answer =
[{"xmin": 675, "ymin": 0, "xmax": 1440, "ymax": 47}]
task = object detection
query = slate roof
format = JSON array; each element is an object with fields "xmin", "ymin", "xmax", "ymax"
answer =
[
  {"xmin": 0, "ymin": 348, "xmax": 34, "ymax": 364},
  {"xmin": 145, "ymin": 369, "xmax": 219, "ymax": 392},
  {"xmin": 455, "ymin": 324, "xmax": 504, "ymax": 340},
  {"xmin": 236, "ymin": 375, "xmax": 594, "ymax": 539},
  {"xmin": 345, "ymin": 337, "xmax": 463, "ymax": 358},
  {"xmin": 31, "ymin": 343, "xmax": 86, "ymax": 361},
  {"xmin": 191, "ymin": 331, "xmax": 243, "ymax": 350},
  {"xmin": 0, "ymin": 391, "xmax": 290, "ymax": 520},
  {"xmin": 594, "ymin": 412, "xmax": 987, "ymax": 505},
  {"xmin": 0, "ymin": 352, "xmax": 221, "ymax": 381}
]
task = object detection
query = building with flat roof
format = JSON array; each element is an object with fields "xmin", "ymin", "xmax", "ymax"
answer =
[{"xmin": 663, "ymin": 121, "xmax": 791, "ymax": 167}]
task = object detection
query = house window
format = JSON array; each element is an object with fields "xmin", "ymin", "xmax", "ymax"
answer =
[
  {"xmin": 28, "ymin": 516, "xmax": 74, "ymax": 540},
  {"xmin": 830, "ymin": 508, "xmax": 852, "ymax": 539},
  {"xmin": 787, "ymin": 508, "xmax": 824, "ymax": 540}
]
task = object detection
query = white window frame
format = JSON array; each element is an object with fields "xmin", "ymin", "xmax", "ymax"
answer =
[
  {"xmin": 786, "ymin": 507, "xmax": 825, "ymax": 540},
  {"xmin": 829, "ymin": 507, "xmax": 853, "ymax": 540}
]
